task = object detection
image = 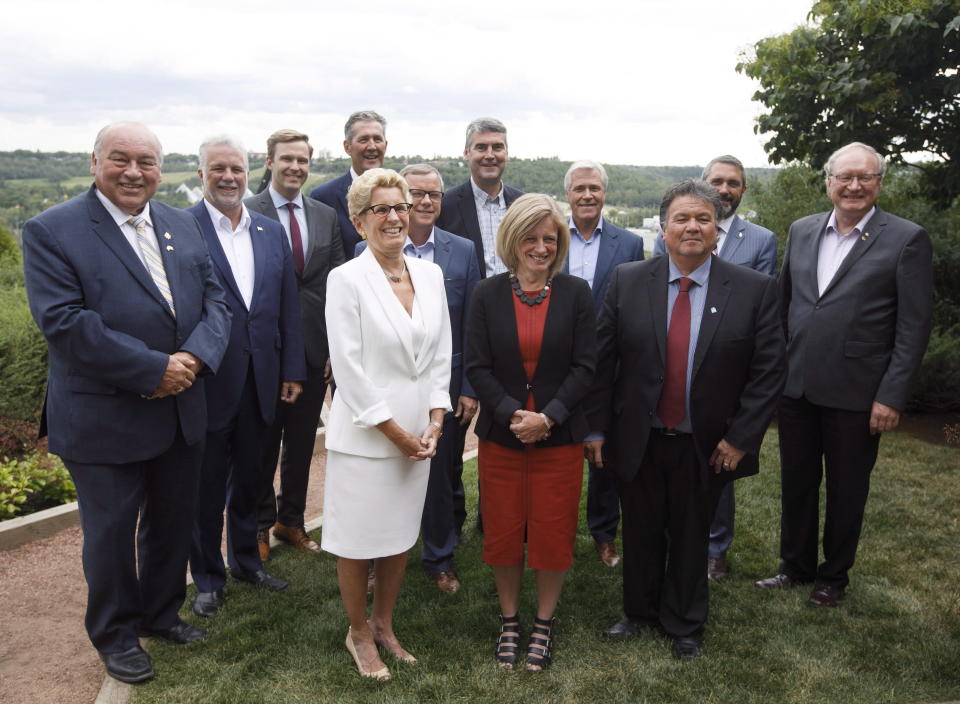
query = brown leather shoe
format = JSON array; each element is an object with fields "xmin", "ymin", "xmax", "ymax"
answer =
[
  {"xmin": 755, "ymin": 572, "xmax": 802, "ymax": 589},
  {"xmin": 707, "ymin": 556, "xmax": 729, "ymax": 581},
  {"xmin": 257, "ymin": 529, "xmax": 270, "ymax": 562},
  {"xmin": 431, "ymin": 571, "xmax": 461, "ymax": 594},
  {"xmin": 272, "ymin": 523, "xmax": 320, "ymax": 554},
  {"xmin": 809, "ymin": 583, "xmax": 844, "ymax": 607},
  {"xmin": 595, "ymin": 540, "xmax": 621, "ymax": 567}
]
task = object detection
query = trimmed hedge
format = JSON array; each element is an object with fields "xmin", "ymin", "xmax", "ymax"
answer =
[{"xmin": 0, "ymin": 451, "xmax": 75, "ymax": 520}]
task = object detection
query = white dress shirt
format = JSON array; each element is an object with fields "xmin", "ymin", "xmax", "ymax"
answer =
[
  {"xmin": 95, "ymin": 189, "xmax": 156, "ymax": 271},
  {"xmin": 817, "ymin": 207, "xmax": 875, "ymax": 296},
  {"xmin": 204, "ymin": 200, "xmax": 255, "ymax": 309}
]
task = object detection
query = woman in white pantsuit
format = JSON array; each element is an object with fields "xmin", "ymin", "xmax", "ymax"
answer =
[{"xmin": 322, "ymin": 168, "xmax": 451, "ymax": 681}]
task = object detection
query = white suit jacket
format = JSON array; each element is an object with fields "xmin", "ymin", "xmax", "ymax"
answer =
[{"xmin": 325, "ymin": 247, "xmax": 452, "ymax": 458}]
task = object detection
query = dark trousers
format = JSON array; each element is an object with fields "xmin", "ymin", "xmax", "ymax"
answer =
[
  {"xmin": 586, "ymin": 460, "xmax": 620, "ymax": 543},
  {"xmin": 191, "ymin": 372, "xmax": 266, "ymax": 592},
  {"xmin": 777, "ymin": 395, "xmax": 880, "ymax": 589},
  {"xmin": 258, "ymin": 364, "xmax": 326, "ymax": 529},
  {"xmin": 708, "ymin": 482, "xmax": 735, "ymax": 558},
  {"xmin": 420, "ymin": 411, "xmax": 467, "ymax": 573},
  {"xmin": 618, "ymin": 431, "xmax": 723, "ymax": 638},
  {"xmin": 65, "ymin": 430, "xmax": 202, "ymax": 654}
]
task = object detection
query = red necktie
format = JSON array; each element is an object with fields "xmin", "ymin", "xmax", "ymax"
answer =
[
  {"xmin": 286, "ymin": 202, "xmax": 305, "ymax": 275},
  {"xmin": 657, "ymin": 277, "xmax": 693, "ymax": 429}
]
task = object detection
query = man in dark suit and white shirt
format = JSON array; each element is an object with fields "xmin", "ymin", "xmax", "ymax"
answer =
[
  {"xmin": 245, "ymin": 129, "xmax": 345, "ymax": 560},
  {"xmin": 355, "ymin": 164, "xmax": 481, "ymax": 593},
  {"xmin": 588, "ymin": 180, "xmax": 786, "ymax": 659},
  {"xmin": 756, "ymin": 142, "xmax": 933, "ymax": 607},
  {"xmin": 562, "ymin": 160, "xmax": 645, "ymax": 569},
  {"xmin": 188, "ymin": 136, "xmax": 306, "ymax": 618},
  {"xmin": 21, "ymin": 122, "xmax": 230, "ymax": 684},
  {"xmin": 653, "ymin": 155, "xmax": 778, "ymax": 581},
  {"xmin": 309, "ymin": 110, "xmax": 387, "ymax": 261},
  {"xmin": 436, "ymin": 117, "xmax": 524, "ymax": 277}
]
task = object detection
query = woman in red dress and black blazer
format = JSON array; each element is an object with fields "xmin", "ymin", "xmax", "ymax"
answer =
[{"xmin": 465, "ymin": 193, "xmax": 597, "ymax": 672}]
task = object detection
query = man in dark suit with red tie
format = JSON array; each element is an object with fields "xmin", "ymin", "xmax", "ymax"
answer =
[{"xmin": 587, "ymin": 180, "xmax": 786, "ymax": 659}]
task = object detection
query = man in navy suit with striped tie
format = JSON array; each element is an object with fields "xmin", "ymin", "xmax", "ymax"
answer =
[{"xmin": 654, "ymin": 155, "xmax": 777, "ymax": 581}]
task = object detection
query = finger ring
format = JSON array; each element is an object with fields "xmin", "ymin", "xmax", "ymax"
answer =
[
  {"xmin": 515, "ymin": 434, "xmax": 520, "ymax": 439},
  {"xmin": 722, "ymin": 461, "xmax": 730, "ymax": 467}
]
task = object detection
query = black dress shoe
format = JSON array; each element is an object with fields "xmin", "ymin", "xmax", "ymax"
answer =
[
  {"xmin": 231, "ymin": 568, "xmax": 289, "ymax": 592},
  {"xmin": 809, "ymin": 583, "xmax": 844, "ymax": 607},
  {"xmin": 193, "ymin": 590, "xmax": 224, "ymax": 618},
  {"xmin": 672, "ymin": 636, "xmax": 703, "ymax": 660},
  {"xmin": 707, "ymin": 556, "xmax": 729, "ymax": 581},
  {"xmin": 602, "ymin": 617, "xmax": 656, "ymax": 640},
  {"xmin": 141, "ymin": 619, "xmax": 209, "ymax": 644},
  {"xmin": 100, "ymin": 646, "xmax": 154, "ymax": 684},
  {"xmin": 755, "ymin": 572, "xmax": 804, "ymax": 589}
]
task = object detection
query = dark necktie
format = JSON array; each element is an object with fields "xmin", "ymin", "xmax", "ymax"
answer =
[
  {"xmin": 286, "ymin": 202, "xmax": 305, "ymax": 275},
  {"xmin": 657, "ymin": 277, "xmax": 693, "ymax": 429}
]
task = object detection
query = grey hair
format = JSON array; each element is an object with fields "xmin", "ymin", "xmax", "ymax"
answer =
[
  {"xmin": 464, "ymin": 117, "xmax": 507, "ymax": 152},
  {"xmin": 564, "ymin": 160, "xmax": 608, "ymax": 191},
  {"xmin": 93, "ymin": 122, "xmax": 164, "ymax": 167},
  {"xmin": 658, "ymin": 180, "xmax": 723, "ymax": 226},
  {"xmin": 198, "ymin": 135, "xmax": 249, "ymax": 171},
  {"xmin": 824, "ymin": 142, "xmax": 887, "ymax": 180},
  {"xmin": 701, "ymin": 155, "xmax": 746, "ymax": 184},
  {"xmin": 399, "ymin": 163, "xmax": 444, "ymax": 190},
  {"xmin": 344, "ymin": 110, "xmax": 387, "ymax": 141}
]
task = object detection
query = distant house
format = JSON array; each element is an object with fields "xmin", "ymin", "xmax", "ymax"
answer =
[{"xmin": 175, "ymin": 183, "xmax": 204, "ymax": 204}]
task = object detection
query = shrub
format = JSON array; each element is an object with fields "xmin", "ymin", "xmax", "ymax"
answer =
[
  {"xmin": 910, "ymin": 326, "xmax": 960, "ymax": 412},
  {"xmin": 0, "ymin": 451, "xmax": 74, "ymax": 520}
]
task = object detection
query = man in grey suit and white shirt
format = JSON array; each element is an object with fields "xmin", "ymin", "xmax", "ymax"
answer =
[
  {"xmin": 756, "ymin": 142, "xmax": 933, "ymax": 607},
  {"xmin": 654, "ymin": 155, "xmax": 777, "ymax": 580},
  {"xmin": 245, "ymin": 129, "xmax": 345, "ymax": 559}
]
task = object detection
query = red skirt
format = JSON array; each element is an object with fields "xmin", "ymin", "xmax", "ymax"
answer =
[{"xmin": 478, "ymin": 439, "xmax": 584, "ymax": 571}]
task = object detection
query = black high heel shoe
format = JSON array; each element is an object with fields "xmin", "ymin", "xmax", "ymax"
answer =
[
  {"xmin": 525, "ymin": 616, "xmax": 555, "ymax": 672},
  {"xmin": 495, "ymin": 613, "xmax": 521, "ymax": 669}
]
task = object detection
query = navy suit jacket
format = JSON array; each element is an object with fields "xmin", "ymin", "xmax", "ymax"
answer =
[
  {"xmin": 309, "ymin": 170, "xmax": 358, "ymax": 262},
  {"xmin": 356, "ymin": 227, "xmax": 481, "ymax": 401},
  {"xmin": 189, "ymin": 202, "xmax": 306, "ymax": 431},
  {"xmin": 564, "ymin": 219, "xmax": 646, "ymax": 310},
  {"xmin": 436, "ymin": 180, "xmax": 524, "ymax": 277},
  {"xmin": 654, "ymin": 214, "xmax": 778, "ymax": 276},
  {"xmin": 22, "ymin": 186, "xmax": 231, "ymax": 464}
]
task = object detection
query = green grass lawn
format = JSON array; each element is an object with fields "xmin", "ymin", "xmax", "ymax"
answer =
[{"xmin": 132, "ymin": 429, "xmax": 960, "ymax": 704}]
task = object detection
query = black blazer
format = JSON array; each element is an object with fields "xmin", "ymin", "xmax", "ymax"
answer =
[
  {"xmin": 466, "ymin": 272, "xmax": 597, "ymax": 450},
  {"xmin": 590, "ymin": 255, "xmax": 786, "ymax": 484},
  {"xmin": 436, "ymin": 180, "xmax": 524, "ymax": 277}
]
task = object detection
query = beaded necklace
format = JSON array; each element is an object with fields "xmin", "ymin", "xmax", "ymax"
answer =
[{"xmin": 510, "ymin": 275, "xmax": 552, "ymax": 306}]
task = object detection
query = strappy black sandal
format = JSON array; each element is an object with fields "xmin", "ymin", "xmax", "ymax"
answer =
[
  {"xmin": 495, "ymin": 613, "xmax": 521, "ymax": 669},
  {"xmin": 526, "ymin": 616, "xmax": 555, "ymax": 672}
]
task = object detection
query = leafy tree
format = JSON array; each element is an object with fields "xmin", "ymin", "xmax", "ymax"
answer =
[{"xmin": 737, "ymin": 0, "xmax": 960, "ymax": 207}]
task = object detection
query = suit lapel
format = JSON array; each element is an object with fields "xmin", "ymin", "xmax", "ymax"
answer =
[
  {"xmin": 692, "ymin": 258, "xmax": 732, "ymax": 381},
  {"xmin": 719, "ymin": 215, "xmax": 745, "ymax": 261},
  {"xmin": 195, "ymin": 204, "xmax": 246, "ymax": 308},
  {"xmin": 433, "ymin": 229, "xmax": 452, "ymax": 273},
  {"xmin": 361, "ymin": 250, "xmax": 416, "ymax": 367},
  {"xmin": 248, "ymin": 216, "xmax": 268, "ymax": 312},
  {"xmin": 592, "ymin": 225, "xmax": 618, "ymax": 297},
  {"xmin": 303, "ymin": 199, "xmax": 322, "ymax": 267},
  {"xmin": 807, "ymin": 213, "xmax": 831, "ymax": 298},
  {"xmin": 820, "ymin": 208, "xmax": 886, "ymax": 299},
  {"xmin": 150, "ymin": 208, "xmax": 182, "ymax": 320},
  {"xmin": 649, "ymin": 258, "xmax": 669, "ymax": 370}
]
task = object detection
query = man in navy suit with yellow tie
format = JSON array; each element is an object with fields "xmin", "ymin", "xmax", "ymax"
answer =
[
  {"xmin": 22, "ymin": 122, "xmax": 230, "ymax": 684},
  {"xmin": 309, "ymin": 110, "xmax": 387, "ymax": 261},
  {"xmin": 653, "ymin": 155, "xmax": 777, "ymax": 581},
  {"xmin": 188, "ymin": 136, "xmax": 306, "ymax": 618}
]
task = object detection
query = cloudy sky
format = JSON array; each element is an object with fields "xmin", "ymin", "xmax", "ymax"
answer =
[{"xmin": 1, "ymin": 0, "xmax": 815, "ymax": 166}]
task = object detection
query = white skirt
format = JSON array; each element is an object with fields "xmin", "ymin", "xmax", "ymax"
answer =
[{"xmin": 320, "ymin": 450, "xmax": 430, "ymax": 559}]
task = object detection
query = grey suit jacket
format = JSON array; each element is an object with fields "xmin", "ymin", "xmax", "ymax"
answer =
[
  {"xmin": 780, "ymin": 206, "xmax": 933, "ymax": 412},
  {"xmin": 245, "ymin": 189, "xmax": 346, "ymax": 367},
  {"xmin": 654, "ymin": 214, "xmax": 778, "ymax": 276}
]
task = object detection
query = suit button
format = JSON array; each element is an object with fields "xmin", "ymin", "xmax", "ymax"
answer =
[
  {"xmin": 658, "ymin": 376, "xmax": 664, "ymax": 382},
  {"xmin": 243, "ymin": 347, "xmax": 251, "ymax": 354},
  {"xmin": 815, "ymin": 305, "xmax": 821, "ymax": 310}
]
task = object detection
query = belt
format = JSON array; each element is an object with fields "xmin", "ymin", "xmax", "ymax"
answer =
[{"xmin": 651, "ymin": 427, "xmax": 692, "ymax": 438}]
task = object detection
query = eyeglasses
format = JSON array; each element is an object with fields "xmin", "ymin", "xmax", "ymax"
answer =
[
  {"xmin": 830, "ymin": 173, "xmax": 881, "ymax": 185},
  {"xmin": 361, "ymin": 202, "xmax": 412, "ymax": 217},
  {"xmin": 409, "ymin": 189, "xmax": 444, "ymax": 202}
]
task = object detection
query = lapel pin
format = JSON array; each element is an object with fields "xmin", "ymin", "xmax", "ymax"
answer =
[
  {"xmin": 737, "ymin": 232, "xmax": 743, "ymax": 238},
  {"xmin": 710, "ymin": 306, "xmax": 718, "ymax": 314},
  {"xmin": 166, "ymin": 245, "xmax": 174, "ymax": 251},
  {"xmin": 163, "ymin": 232, "xmax": 172, "ymax": 240},
  {"xmin": 256, "ymin": 226, "xmax": 263, "ymax": 231},
  {"xmin": 861, "ymin": 231, "xmax": 870, "ymax": 241}
]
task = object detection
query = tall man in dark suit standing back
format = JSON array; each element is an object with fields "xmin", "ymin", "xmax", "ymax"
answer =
[
  {"xmin": 246, "ymin": 129, "xmax": 345, "ymax": 560},
  {"xmin": 21, "ymin": 122, "xmax": 230, "ymax": 684},
  {"xmin": 562, "ymin": 160, "xmax": 645, "ymax": 569},
  {"xmin": 756, "ymin": 142, "xmax": 933, "ymax": 607},
  {"xmin": 653, "ymin": 155, "xmax": 778, "ymax": 581},
  {"xmin": 309, "ymin": 110, "xmax": 387, "ymax": 261},
  {"xmin": 188, "ymin": 137, "xmax": 306, "ymax": 618},
  {"xmin": 436, "ymin": 117, "xmax": 524, "ymax": 278},
  {"xmin": 588, "ymin": 180, "xmax": 785, "ymax": 659}
]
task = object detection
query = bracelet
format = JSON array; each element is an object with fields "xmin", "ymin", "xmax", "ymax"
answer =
[{"xmin": 539, "ymin": 413, "xmax": 551, "ymax": 430}]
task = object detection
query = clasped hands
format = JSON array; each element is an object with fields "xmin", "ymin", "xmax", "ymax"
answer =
[
  {"xmin": 145, "ymin": 351, "xmax": 202, "ymax": 399},
  {"xmin": 510, "ymin": 409, "xmax": 551, "ymax": 444},
  {"xmin": 379, "ymin": 417, "xmax": 442, "ymax": 461}
]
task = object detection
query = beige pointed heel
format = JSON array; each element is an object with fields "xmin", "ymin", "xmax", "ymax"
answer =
[{"xmin": 345, "ymin": 627, "xmax": 391, "ymax": 681}]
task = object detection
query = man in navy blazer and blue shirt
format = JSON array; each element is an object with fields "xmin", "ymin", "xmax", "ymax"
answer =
[
  {"xmin": 245, "ymin": 129, "xmax": 345, "ymax": 560},
  {"xmin": 21, "ymin": 122, "xmax": 230, "ymax": 684},
  {"xmin": 563, "ymin": 160, "xmax": 645, "ymax": 569},
  {"xmin": 188, "ymin": 137, "xmax": 306, "ymax": 618},
  {"xmin": 653, "ymin": 155, "xmax": 777, "ymax": 581},
  {"xmin": 309, "ymin": 110, "xmax": 387, "ymax": 261},
  {"xmin": 356, "ymin": 163, "xmax": 481, "ymax": 593},
  {"xmin": 436, "ymin": 117, "xmax": 524, "ymax": 278}
]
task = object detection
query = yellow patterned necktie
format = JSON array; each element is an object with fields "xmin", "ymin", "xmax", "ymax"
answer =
[{"xmin": 128, "ymin": 216, "xmax": 176, "ymax": 316}]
